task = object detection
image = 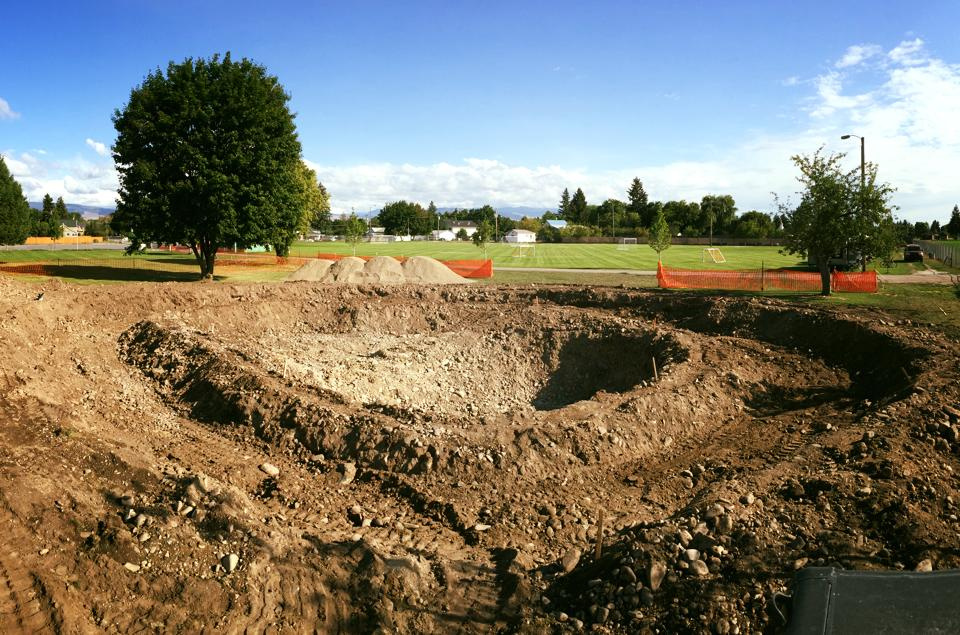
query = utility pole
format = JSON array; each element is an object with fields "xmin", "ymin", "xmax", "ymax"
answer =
[{"xmin": 842, "ymin": 134, "xmax": 867, "ymax": 271}]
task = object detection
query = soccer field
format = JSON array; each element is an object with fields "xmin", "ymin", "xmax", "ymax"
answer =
[{"xmin": 290, "ymin": 241, "xmax": 806, "ymax": 270}]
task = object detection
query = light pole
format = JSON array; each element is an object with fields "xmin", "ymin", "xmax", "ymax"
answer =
[
  {"xmin": 840, "ymin": 134, "xmax": 865, "ymax": 191},
  {"xmin": 841, "ymin": 134, "xmax": 866, "ymax": 270}
]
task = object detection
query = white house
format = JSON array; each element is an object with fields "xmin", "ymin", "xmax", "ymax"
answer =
[
  {"xmin": 431, "ymin": 229, "xmax": 456, "ymax": 241},
  {"xmin": 447, "ymin": 221, "xmax": 478, "ymax": 238},
  {"xmin": 504, "ymin": 229, "xmax": 536, "ymax": 243},
  {"xmin": 61, "ymin": 221, "xmax": 85, "ymax": 237}
]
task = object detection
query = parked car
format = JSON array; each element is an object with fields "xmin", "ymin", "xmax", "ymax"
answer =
[{"xmin": 903, "ymin": 244, "xmax": 924, "ymax": 262}]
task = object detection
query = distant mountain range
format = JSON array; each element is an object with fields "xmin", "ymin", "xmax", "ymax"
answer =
[{"xmin": 28, "ymin": 202, "xmax": 116, "ymax": 219}]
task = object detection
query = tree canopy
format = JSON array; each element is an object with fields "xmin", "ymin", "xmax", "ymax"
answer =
[
  {"xmin": 0, "ymin": 157, "xmax": 32, "ymax": 245},
  {"xmin": 112, "ymin": 53, "xmax": 303, "ymax": 277},
  {"xmin": 946, "ymin": 204, "xmax": 960, "ymax": 238},
  {"xmin": 779, "ymin": 148, "xmax": 896, "ymax": 295}
]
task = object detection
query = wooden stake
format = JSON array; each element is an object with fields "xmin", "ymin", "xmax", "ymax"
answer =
[
  {"xmin": 652, "ymin": 356, "xmax": 659, "ymax": 381},
  {"xmin": 594, "ymin": 510, "xmax": 605, "ymax": 560}
]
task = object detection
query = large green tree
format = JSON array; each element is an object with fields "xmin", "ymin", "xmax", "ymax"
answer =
[
  {"xmin": 944, "ymin": 205, "xmax": 960, "ymax": 238},
  {"xmin": 699, "ymin": 194, "xmax": 737, "ymax": 239},
  {"xmin": 597, "ymin": 198, "xmax": 626, "ymax": 236},
  {"xmin": 0, "ymin": 157, "xmax": 32, "ymax": 245},
  {"xmin": 112, "ymin": 53, "xmax": 303, "ymax": 277},
  {"xmin": 779, "ymin": 148, "xmax": 895, "ymax": 294},
  {"xmin": 293, "ymin": 161, "xmax": 330, "ymax": 235},
  {"xmin": 627, "ymin": 177, "xmax": 650, "ymax": 225},
  {"xmin": 377, "ymin": 200, "xmax": 432, "ymax": 236},
  {"xmin": 568, "ymin": 188, "xmax": 587, "ymax": 224},
  {"xmin": 558, "ymin": 188, "xmax": 571, "ymax": 218},
  {"xmin": 38, "ymin": 193, "xmax": 63, "ymax": 239}
]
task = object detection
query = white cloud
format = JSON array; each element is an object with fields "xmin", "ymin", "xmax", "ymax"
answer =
[
  {"xmin": 1, "ymin": 150, "xmax": 118, "ymax": 207},
  {"xmin": 888, "ymin": 38, "xmax": 927, "ymax": 66},
  {"xmin": 836, "ymin": 44, "xmax": 882, "ymax": 69},
  {"xmin": 0, "ymin": 97, "xmax": 19, "ymax": 120},
  {"xmin": 85, "ymin": 138, "xmax": 109, "ymax": 157}
]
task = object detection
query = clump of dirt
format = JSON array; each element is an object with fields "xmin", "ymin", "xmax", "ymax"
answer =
[
  {"xmin": 1, "ymin": 278, "xmax": 959, "ymax": 633},
  {"xmin": 286, "ymin": 255, "xmax": 470, "ymax": 284}
]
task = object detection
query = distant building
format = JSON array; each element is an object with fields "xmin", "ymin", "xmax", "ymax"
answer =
[
  {"xmin": 61, "ymin": 221, "xmax": 85, "ymax": 237},
  {"xmin": 431, "ymin": 229, "xmax": 456, "ymax": 241},
  {"xmin": 504, "ymin": 229, "xmax": 536, "ymax": 243},
  {"xmin": 446, "ymin": 221, "xmax": 478, "ymax": 238},
  {"xmin": 545, "ymin": 219, "xmax": 567, "ymax": 229},
  {"xmin": 367, "ymin": 227, "xmax": 387, "ymax": 243}
]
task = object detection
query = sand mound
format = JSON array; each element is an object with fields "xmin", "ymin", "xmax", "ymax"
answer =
[
  {"xmin": 286, "ymin": 255, "xmax": 471, "ymax": 284},
  {"xmin": 402, "ymin": 256, "xmax": 472, "ymax": 284},
  {"xmin": 284, "ymin": 259, "xmax": 334, "ymax": 281},
  {"xmin": 363, "ymin": 256, "xmax": 407, "ymax": 283}
]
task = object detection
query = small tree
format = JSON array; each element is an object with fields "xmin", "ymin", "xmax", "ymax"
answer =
[
  {"xmin": 0, "ymin": 157, "xmax": 32, "ymax": 245},
  {"xmin": 343, "ymin": 213, "xmax": 365, "ymax": 256},
  {"xmin": 779, "ymin": 148, "xmax": 895, "ymax": 295},
  {"xmin": 456, "ymin": 228, "xmax": 469, "ymax": 241},
  {"xmin": 649, "ymin": 208, "xmax": 671, "ymax": 262},
  {"xmin": 472, "ymin": 220, "xmax": 493, "ymax": 258}
]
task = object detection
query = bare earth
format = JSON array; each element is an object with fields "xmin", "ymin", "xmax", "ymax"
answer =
[{"xmin": 1, "ymin": 274, "xmax": 959, "ymax": 633}]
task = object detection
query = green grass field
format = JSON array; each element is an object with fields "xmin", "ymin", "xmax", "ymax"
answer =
[{"xmin": 290, "ymin": 241, "xmax": 808, "ymax": 270}]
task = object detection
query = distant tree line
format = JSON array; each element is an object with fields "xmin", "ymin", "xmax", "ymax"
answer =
[
  {"xmin": 369, "ymin": 201, "xmax": 520, "ymax": 239},
  {"xmin": 904, "ymin": 205, "xmax": 960, "ymax": 241},
  {"xmin": 537, "ymin": 178, "xmax": 785, "ymax": 243}
]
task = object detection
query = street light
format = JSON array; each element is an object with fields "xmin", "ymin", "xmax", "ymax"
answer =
[
  {"xmin": 842, "ymin": 134, "xmax": 866, "ymax": 271},
  {"xmin": 840, "ymin": 134, "xmax": 865, "ymax": 191}
]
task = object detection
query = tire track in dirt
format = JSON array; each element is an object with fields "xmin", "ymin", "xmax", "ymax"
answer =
[{"xmin": 0, "ymin": 510, "xmax": 63, "ymax": 634}]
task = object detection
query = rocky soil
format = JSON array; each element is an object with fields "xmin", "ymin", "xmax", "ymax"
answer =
[{"xmin": 0, "ymin": 274, "xmax": 959, "ymax": 633}]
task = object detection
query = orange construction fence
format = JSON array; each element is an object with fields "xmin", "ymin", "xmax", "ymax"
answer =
[{"xmin": 656, "ymin": 263, "xmax": 877, "ymax": 293}]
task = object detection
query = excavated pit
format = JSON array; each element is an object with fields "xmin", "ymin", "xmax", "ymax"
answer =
[
  {"xmin": 5, "ymin": 278, "xmax": 958, "ymax": 635},
  {"xmin": 118, "ymin": 286, "xmax": 923, "ymax": 486}
]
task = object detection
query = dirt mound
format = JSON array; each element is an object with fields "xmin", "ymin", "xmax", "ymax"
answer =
[
  {"xmin": 287, "ymin": 255, "xmax": 470, "ymax": 285},
  {"xmin": 284, "ymin": 258, "xmax": 333, "ymax": 281},
  {"xmin": 1, "ymin": 278, "xmax": 960, "ymax": 632},
  {"xmin": 402, "ymin": 255, "xmax": 471, "ymax": 284},
  {"xmin": 323, "ymin": 255, "xmax": 368, "ymax": 282}
]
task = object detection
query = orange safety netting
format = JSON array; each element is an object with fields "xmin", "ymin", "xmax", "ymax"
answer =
[{"xmin": 656, "ymin": 263, "xmax": 877, "ymax": 293}]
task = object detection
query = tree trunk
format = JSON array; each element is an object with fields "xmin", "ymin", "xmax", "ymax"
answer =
[
  {"xmin": 191, "ymin": 240, "xmax": 216, "ymax": 279},
  {"xmin": 818, "ymin": 258, "xmax": 832, "ymax": 296}
]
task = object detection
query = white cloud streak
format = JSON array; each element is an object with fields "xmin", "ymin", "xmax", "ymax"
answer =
[
  {"xmin": 836, "ymin": 44, "xmax": 882, "ymax": 69},
  {"xmin": 0, "ymin": 97, "xmax": 20, "ymax": 120},
  {"xmin": 85, "ymin": 138, "xmax": 109, "ymax": 157}
]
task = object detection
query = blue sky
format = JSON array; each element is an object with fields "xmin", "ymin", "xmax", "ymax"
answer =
[{"xmin": 2, "ymin": 1, "xmax": 959, "ymax": 222}]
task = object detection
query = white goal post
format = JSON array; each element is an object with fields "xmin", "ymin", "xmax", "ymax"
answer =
[
  {"xmin": 702, "ymin": 248, "xmax": 726, "ymax": 263},
  {"xmin": 616, "ymin": 237, "xmax": 638, "ymax": 250},
  {"xmin": 510, "ymin": 243, "xmax": 536, "ymax": 258}
]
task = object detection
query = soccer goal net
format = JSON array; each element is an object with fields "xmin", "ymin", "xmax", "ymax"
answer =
[
  {"xmin": 616, "ymin": 237, "xmax": 638, "ymax": 250},
  {"xmin": 702, "ymin": 248, "xmax": 726, "ymax": 263},
  {"xmin": 511, "ymin": 243, "xmax": 536, "ymax": 258}
]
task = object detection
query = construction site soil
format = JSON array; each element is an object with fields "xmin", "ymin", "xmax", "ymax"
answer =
[{"xmin": 1, "ymin": 275, "xmax": 959, "ymax": 634}]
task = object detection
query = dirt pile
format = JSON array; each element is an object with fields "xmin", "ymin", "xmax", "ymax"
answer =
[
  {"xmin": 1, "ymin": 278, "xmax": 959, "ymax": 632},
  {"xmin": 286, "ymin": 255, "xmax": 470, "ymax": 284}
]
